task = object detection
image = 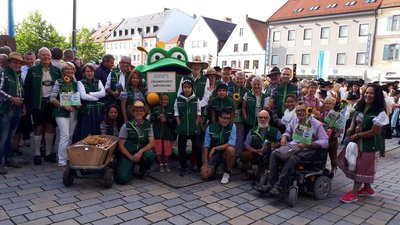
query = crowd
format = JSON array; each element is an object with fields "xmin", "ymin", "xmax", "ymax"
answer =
[{"xmin": 1, "ymin": 44, "xmax": 399, "ymax": 204}]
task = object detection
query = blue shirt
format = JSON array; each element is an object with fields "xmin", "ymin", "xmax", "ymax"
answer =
[{"xmin": 203, "ymin": 123, "xmax": 236, "ymax": 148}]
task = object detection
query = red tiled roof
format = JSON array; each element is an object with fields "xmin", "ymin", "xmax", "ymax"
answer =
[
  {"xmin": 166, "ymin": 35, "xmax": 187, "ymax": 45},
  {"xmin": 247, "ymin": 17, "xmax": 269, "ymax": 49},
  {"xmin": 269, "ymin": 0, "xmax": 383, "ymax": 22},
  {"xmin": 91, "ymin": 23, "xmax": 119, "ymax": 43},
  {"xmin": 380, "ymin": 0, "xmax": 400, "ymax": 8}
]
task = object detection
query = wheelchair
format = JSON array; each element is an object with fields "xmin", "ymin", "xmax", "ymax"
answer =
[{"xmin": 256, "ymin": 148, "xmax": 334, "ymax": 207}]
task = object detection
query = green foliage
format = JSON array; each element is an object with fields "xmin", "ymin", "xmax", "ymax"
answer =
[
  {"xmin": 69, "ymin": 28, "xmax": 105, "ymax": 63},
  {"xmin": 15, "ymin": 11, "xmax": 67, "ymax": 53}
]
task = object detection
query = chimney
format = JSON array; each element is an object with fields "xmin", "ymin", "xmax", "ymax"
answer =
[
  {"xmin": 164, "ymin": 8, "xmax": 170, "ymax": 12},
  {"xmin": 193, "ymin": 14, "xmax": 197, "ymax": 19},
  {"xmin": 224, "ymin": 17, "xmax": 232, "ymax": 22},
  {"xmin": 98, "ymin": 22, "xmax": 100, "ymax": 28}
]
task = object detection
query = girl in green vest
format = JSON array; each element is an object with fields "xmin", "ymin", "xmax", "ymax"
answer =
[
  {"xmin": 100, "ymin": 104, "xmax": 123, "ymax": 136},
  {"xmin": 50, "ymin": 62, "xmax": 79, "ymax": 168},
  {"xmin": 242, "ymin": 77, "xmax": 268, "ymax": 132},
  {"xmin": 338, "ymin": 84, "xmax": 389, "ymax": 203},
  {"xmin": 117, "ymin": 101, "xmax": 155, "ymax": 184},
  {"xmin": 121, "ymin": 71, "xmax": 147, "ymax": 123}
]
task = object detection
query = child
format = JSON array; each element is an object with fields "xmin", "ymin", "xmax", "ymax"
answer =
[
  {"xmin": 209, "ymin": 83, "xmax": 235, "ymax": 124},
  {"xmin": 100, "ymin": 104, "xmax": 123, "ymax": 136},
  {"xmin": 150, "ymin": 94, "xmax": 175, "ymax": 172},
  {"xmin": 302, "ymin": 81, "xmax": 321, "ymax": 116},
  {"xmin": 174, "ymin": 80, "xmax": 202, "ymax": 176},
  {"xmin": 319, "ymin": 96, "xmax": 340, "ymax": 171}
]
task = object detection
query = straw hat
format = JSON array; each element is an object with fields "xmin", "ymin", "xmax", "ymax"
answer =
[
  {"xmin": 187, "ymin": 56, "xmax": 208, "ymax": 70},
  {"xmin": 204, "ymin": 68, "xmax": 220, "ymax": 77},
  {"xmin": 132, "ymin": 100, "xmax": 145, "ymax": 108},
  {"xmin": 7, "ymin": 52, "xmax": 24, "ymax": 63}
]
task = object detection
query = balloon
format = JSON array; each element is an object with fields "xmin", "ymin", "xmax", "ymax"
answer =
[{"xmin": 146, "ymin": 92, "xmax": 160, "ymax": 105}]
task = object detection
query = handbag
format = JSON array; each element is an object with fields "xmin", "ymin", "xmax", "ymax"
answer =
[{"xmin": 275, "ymin": 144, "xmax": 301, "ymax": 161}]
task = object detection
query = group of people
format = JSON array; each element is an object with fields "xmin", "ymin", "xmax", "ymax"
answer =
[{"xmin": 0, "ymin": 45, "xmax": 397, "ymax": 204}]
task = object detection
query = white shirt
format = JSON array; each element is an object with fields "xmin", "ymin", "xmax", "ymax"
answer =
[
  {"xmin": 42, "ymin": 70, "xmax": 53, "ymax": 98},
  {"xmin": 77, "ymin": 80, "xmax": 106, "ymax": 101},
  {"xmin": 105, "ymin": 71, "xmax": 127, "ymax": 91}
]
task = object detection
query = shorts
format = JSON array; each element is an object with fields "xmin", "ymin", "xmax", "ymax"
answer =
[
  {"xmin": 154, "ymin": 139, "xmax": 172, "ymax": 156},
  {"xmin": 32, "ymin": 99, "xmax": 56, "ymax": 127},
  {"xmin": 208, "ymin": 151, "xmax": 226, "ymax": 169}
]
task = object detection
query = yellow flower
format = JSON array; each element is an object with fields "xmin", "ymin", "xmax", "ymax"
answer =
[
  {"xmin": 306, "ymin": 107, "xmax": 313, "ymax": 115},
  {"xmin": 63, "ymin": 76, "xmax": 71, "ymax": 83},
  {"xmin": 340, "ymin": 99, "xmax": 349, "ymax": 104},
  {"xmin": 233, "ymin": 93, "xmax": 240, "ymax": 101}
]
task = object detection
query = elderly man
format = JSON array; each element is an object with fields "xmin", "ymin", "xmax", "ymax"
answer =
[
  {"xmin": 272, "ymin": 67, "xmax": 298, "ymax": 118},
  {"xmin": 201, "ymin": 109, "xmax": 236, "ymax": 184},
  {"xmin": 105, "ymin": 56, "xmax": 132, "ymax": 106},
  {"xmin": 216, "ymin": 66, "xmax": 235, "ymax": 90},
  {"xmin": 240, "ymin": 110, "xmax": 281, "ymax": 180},
  {"xmin": 25, "ymin": 47, "xmax": 62, "ymax": 165},
  {"xmin": 258, "ymin": 101, "xmax": 328, "ymax": 195},
  {"xmin": 265, "ymin": 66, "xmax": 281, "ymax": 98},
  {"xmin": 0, "ymin": 52, "xmax": 25, "ymax": 174}
]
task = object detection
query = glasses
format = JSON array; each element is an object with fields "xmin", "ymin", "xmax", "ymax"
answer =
[
  {"xmin": 10, "ymin": 60, "xmax": 24, "ymax": 65},
  {"xmin": 296, "ymin": 109, "xmax": 306, "ymax": 113},
  {"xmin": 258, "ymin": 116, "xmax": 270, "ymax": 120},
  {"xmin": 220, "ymin": 116, "xmax": 231, "ymax": 121}
]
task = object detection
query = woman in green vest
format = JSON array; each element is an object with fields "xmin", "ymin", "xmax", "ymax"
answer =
[
  {"xmin": 117, "ymin": 101, "xmax": 155, "ymax": 184},
  {"xmin": 242, "ymin": 76, "xmax": 268, "ymax": 132},
  {"xmin": 121, "ymin": 71, "xmax": 147, "ymax": 123},
  {"xmin": 338, "ymin": 84, "xmax": 388, "ymax": 203},
  {"xmin": 50, "ymin": 62, "xmax": 79, "ymax": 168},
  {"xmin": 77, "ymin": 64, "xmax": 106, "ymax": 140}
]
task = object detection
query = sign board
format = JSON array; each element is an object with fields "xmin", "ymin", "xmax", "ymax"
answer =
[
  {"xmin": 147, "ymin": 71, "xmax": 176, "ymax": 93},
  {"xmin": 60, "ymin": 92, "xmax": 81, "ymax": 106}
]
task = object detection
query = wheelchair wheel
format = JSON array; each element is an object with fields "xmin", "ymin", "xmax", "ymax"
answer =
[
  {"xmin": 313, "ymin": 176, "xmax": 331, "ymax": 200},
  {"xmin": 288, "ymin": 186, "xmax": 298, "ymax": 207},
  {"xmin": 63, "ymin": 168, "xmax": 77, "ymax": 187},
  {"xmin": 103, "ymin": 168, "xmax": 114, "ymax": 189}
]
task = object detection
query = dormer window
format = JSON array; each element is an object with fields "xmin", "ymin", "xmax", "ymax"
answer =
[
  {"xmin": 293, "ymin": 8, "xmax": 304, "ymax": 13},
  {"xmin": 365, "ymin": 0, "xmax": 376, "ymax": 3},
  {"xmin": 310, "ymin": 6, "xmax": 320, "ymax": 10},
  {"xmin": 345, "ymin": 1, "xmax": 357, "ymax": 6},
  {"xmin": 327, "ymin": 3, "xmax": 338, "ymax": 8}
]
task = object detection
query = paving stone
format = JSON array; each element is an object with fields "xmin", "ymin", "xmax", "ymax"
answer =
[
  {"xmin": 388, "ymin": 220, "xmax": 400, "ymax": 225},
  {"xmin": 16, "ymin": 187, "xmax": 43, "ymax": 196},
  {"xmin": 92, "ymin": 216, "xmax": 123, "ymax": 225},
  {"xmin": 75, "ymin": 212, "xmax": 105, "ymax": 224},
  {"xmin": 49, "ymin": 210, "xmax": 80, "ymax": 223},
  {"xmin": 124, "ymin": 201, "xmax": 147, "ymax": 210},
  {"xmin": 180, "ymin": 193, "xmax": 198, "ymax": 201},
  {"xmin": 225, "ymin": 187, "xmax": 245, "ymax": 195},
  {"xmin": 119, "ymin": 188, "xmax": 140, "ymax": 197},
  {"xmin": 287, "ymin": 216, "xmax": 311, "ymax": 225},
  {"xmin": 0, "ymin": 210, "xmax": 9, "ymax": 221},
  {"xmin": 183, "ymin": 199, "xmax": 206, "ymax": 209},
  {"xmin": 275, "ymin": 208, "xmax": 299, "ymax": 219},
  {"xmin": 237, "ymin": 202, "xmax": 258, "ymax": 212},
  {"xmin": 0, "ymin": 220, "xmax": 13, "ymax": 225},
  {"xmin": 227, "ymin": 215, "xmax": 254, "ymax": 225},
  {"xmin": 49, "ymin": 203, "xmax": 79, "ymax": 214},
  {"xmin": 120, "ymin": 217, "xmax": 150, "ymax": 225},
  {"xmin": 75, "ymin": 197, "xmax": 102, "ymax": 208},
  {"xmin": 28, "ymin": 200, "xmax": 59, "ymax": 211},
  {"xmin": 153, "ymin": 221, "xmax": 173, "ymax": 225},
  {"xmin": 52, "ymin": 219, "xmax": 80, "ymax": 225},
  {"xmin": 214, "ymin": 192, "xmax": 232, "ymax": 199},
  {"xmin": 145, "ymin": 210, "xmax": 172, "ymax": 223},
  {"xmin": 194, "ymin": 190, "xmax": 214, "ymax": 197},
  {"xmin": 202, "ymin": 213, "xmax": 229, "ymax": 225},
  {"xmin": 25, "ymin": 209, "xmax": 52, "ymax": 220},
  {"xmin": 309, "ymin": 218, "xmax": 334, "ymax": 225},
  {"xmin": 351, "ymin": 209, "xmax": 374, "ymax": 219},
  {"xmin": 148, "ymin": 188, "xmax": 170, "ymax": 196},
  {"xmin": 311, "ymin": 205, "xmax": 333, "ymax": 214},
  {"xmin": 3, "ymin": 200, "xmax": 32, "ymax": 211},
  {"xmin": 167, "ymin": 215, "xmax": 192, "ymax": 225},
  {"xmin": 323, "ymin": 212, "xmax": 343, "ymax": 222},
  {"xmin": 162, "ymin": 197, "xmax": 185, "ymax": 207},
  {"xmin": 142, "ymin": 203, "xmax": 167, "ymax": 213},
  {"xmin": 98, "ymin": 193, "xmax": 124, "ymax": 202},
  {"xmin": 246, "ymin": 209, "xmax": 270, "ymax": 221},
  {"xmin": 100, "ymin": 206, "xmax": 128, "ymax": 217},
  {"xmin": 6, "ymin": 207, "xmax": 31, "ymax": 217},
  {"xmin": 263, "ymin": 214, "xmax": 286, "ymax": 225},
  {"xmin": 10, "ymin": 215, "xmax": 28, "ymax": 224},
  {"xmin": 299, "ymin": 209, "xmax": 323, "ymax": 220},
  {"xmin": 76, "ymin": 192, "xmax": 102, "ymax": 201},
  {"xmin": 31, "ymin": 195, "xmax": 59, "ymax": 204},
  {"xmin": 117, "ymin": 209, "xmax": 146, "ymax": 221},
  {"xmin": 331, "ymin": 207, "xmax": 353, "ymax": 217},
  {"xmin": 19, "ymin": 217, "xmax": 53, "ymax": 225},
  {"xmin": 166, "ymin": 205, "xmax": 190, "ymax": 215},
  {"xmin": 194, "ymin": 206, "xmax": 217, "ymax": 217},
  {"xmin": 335, "ymin": 220, "xmax": 357, "ymax": 225},
  {"xmin": 238, "ymin": 192, "xmax": 258, "ymax": 201},
  {"xmin": 10, "ymin": 193, "xmax": 38, "ymax": 203},
  {"xmin": 181, "ymin": 210, "xmax": 205, "ymax": 222},
  {"xmin": 222, "ymin": 207, "xmax": 245, "ymax": 219},
  {"xmin": 252, "ymin": 220, "xmax": 274, "ymax": 225},
  {"xmin": 122, "ymin": 194, "xmax": 143, "ymax": 203},
  {"xmin": 100, "ymin": 199, "xmax": 126, "ymax": 209},
  {"xmin": 207, "ymin": 202, "xmax": 228, "ymax": 212},
  {"xmin": 161, "ymin": 192, "xmax": 180, "ymax": 199},
  {"xmin": 141, "ymin": 195, "xmax": 165, "ymax": 205}
]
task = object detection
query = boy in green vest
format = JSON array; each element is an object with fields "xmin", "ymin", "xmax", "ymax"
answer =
[
  {"xmin": 201, "ymin": 109, "xmax": 236, "ymax": 184},
  {"xmin": 209, "ymin": 83, "xmax": 235, "ymax": 124},
  {"xmin": 0, "ymin": 52, "xmax": 25, "ymax": 174},
  {"xmin": 174, "ymin": 80, "xmax": 202, "ymax": 176}
]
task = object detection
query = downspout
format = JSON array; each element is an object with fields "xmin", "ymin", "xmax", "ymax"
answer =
[
  {"xmin": 264, "ymin": 23, "xmax": 271, "ymax": 75},
  {"xmin": 371, "ymin": 9, "xmax": 379, "ymax": 68}
]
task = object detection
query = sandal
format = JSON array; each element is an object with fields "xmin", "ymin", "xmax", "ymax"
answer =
[
  {"xmin": 268, "ymin": 186, "xmax": 282, "ymax": 196},
  {"xmin": 257, "ymin": 184, "xmax": 272, "ymax": 193}
]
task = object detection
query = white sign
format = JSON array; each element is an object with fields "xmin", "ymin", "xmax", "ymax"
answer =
[{"xmin": 147, "ymin": 71, "xmax": 176, "ymax": 93}]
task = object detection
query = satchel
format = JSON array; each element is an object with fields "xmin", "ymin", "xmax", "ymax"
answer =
[{"xmin": 275, "ymin": 144, "xmax": 301, "ymax": 161}]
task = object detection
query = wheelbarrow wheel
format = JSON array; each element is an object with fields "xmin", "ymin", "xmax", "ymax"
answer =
[
  {"xmin": 103, "ymin": 168, "xmax": 114, "ymax": 188},
  {"xmin": 63, "ymin": 168, "xmax": 77, "ymax": 187}
]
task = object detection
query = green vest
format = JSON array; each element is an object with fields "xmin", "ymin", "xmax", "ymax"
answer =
[
  {"xmin": 248, "ymin": 126, "xmax": 279, "ymax": 149},
  {"xmin": 210, "ymin": 96, "xmax": 236, "ymax": 119},
  {"xmin": 358, "ymin": 109, "xmax": 384, "ymax": 153},
  {"xmin": 0, "ymin": 67, "xmax": 23, "ymax": 115},
  {"xmin": 245, "ymin": 92, "xmax": 267, "ymax": 128},
  {"xmin": 124, "ymin": 120, "xmax": 151, "ymax": 153},
  {"xmin": 53, "ymin": 78, "xmax": 78, "ymax": 118},
  {"xmin": 110, "ymin": 69, "xmax": 129, "ymax": 91},
  {"xmin": 25, "ymin": 64, "xmax": 61, "ymax": 110},
  {"xmin": 150, "ymin": 105, "xmax": 175, "ymax": 140},
  {"xmin": 216, "ymin": 79, "xmax": 235, "ymax": 91},
  {"xmin": 125, "ymin": 87, "xmax": 147, "ymax": 120},
  {"xmin": 274, "ymin": 83, "xmax": 298, "ymax": 118},
  {"xmin": 228, "ymin": 85, "xmax": 248, "ymax": 123},
  {"xmin": 80, "ymin": 78, "xmax": 104, "ymax": 115},
  {"xmin": 208, "ymin": 122, "xmax": 233, "ymax": 149},
  {"xmin": 176, "ymin": 95, "xmax": 199, "ymax": 136}
]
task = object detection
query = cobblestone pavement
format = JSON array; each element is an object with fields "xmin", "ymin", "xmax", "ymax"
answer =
[{"xmin": 0, "ymin": 139, "xmax": 399, "ymax": 225}]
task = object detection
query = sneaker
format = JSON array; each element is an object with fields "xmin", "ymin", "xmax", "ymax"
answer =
[
  {"xmin": 340, "ymin": 192, "xmax": 358, "ymax": 203},
  {"xmin": 221, "ymin": 172, "xmax": 230, "ymax": 184},
  {"xmin": 5, "ymin": 160, "xmax": 22, "ymax": 168},
  {"xmin": 179, "ymin": 168, "xmax": 187, "ymax": 177},
  {"xmin": 0, "ymin": 166, "xmax": 7, "ymax": 175},
  {"xmin": 44, "ymin": 154, "xmax": 57, "ymax": 163},
  {"xmin": 357, "ymin": 188, "xmax": 375, "ymax": 197},
  {"xmin": 159, "ymin": 164, "xmax": 165, "ymax": 173},
  {"xmin": 164, "ymin": 164, "xmax": 171, "ymax": 172},
  {"xmin": 33, "ymin": 156, "xmax": 42, "ymax": 165}
]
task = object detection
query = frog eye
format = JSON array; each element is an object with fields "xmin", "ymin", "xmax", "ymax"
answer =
[
  {"xmin": 150, "ymin": 52, "xmax": 166, "ymax": 63},
  {"xmin": 171, "ymin": 51, "xmax": 186, "ymax": 61}
]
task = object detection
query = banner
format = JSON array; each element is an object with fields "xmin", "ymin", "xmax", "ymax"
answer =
[
  {"xmin": 147, "ymin": 71, "xmax": 176, "ymax": 93},
  {"xmin": 60, "ymin": 92, "xmax": 81, "ymax": 106}
]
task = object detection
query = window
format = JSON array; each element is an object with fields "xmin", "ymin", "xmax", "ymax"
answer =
[
  {"xmin": 203, "ymin": 40, "xmax": 208, "ymax": 47},
  {"xmin": 286, "ymin": 54, "xmax": 294, "ymax": 65},
  {"xmin": 359, "ymin": 24, "xmax": 369, "ymax": 36},
  {"xmin": 131, "ymin": 29, "xmax": 134, "ymax": 35},
  {"xmin": 125, "ymin": 29, "xmax": 128, "ymax": 35},
  {"xmin": 389, "ymin": 15, "xmax": 400, "ymax": 31},
  {"xmin": 301, "ymin": 54, "xmax": 310, "ymax": 65},
  {"xmin": 146, "ymin": 26, "xmax": 150, "ymax": 33},
  {"xmin": 253, "ymin": 60, "xmax": 259, "ymax": 69},
  {"xmin": 288, "ymin": 30, "xmax": 296, "ymax": 41},
  {"xmin": 244, "ymin": 60, "xmax": 250, "ymax": 69},
  {"xmin": 303, "ymin": 28, "xmax": 312, "ymax": 40},
  {"xmin": 309, "ymin": 6, "xmax": 320, "ymax": 10},
  {"xmin": 239, "ymin": 28, "xmax": 244, "ymax": 36},
  {"xmin": 320, "ymin": 27, "xmax": 329, "ymax": 39},
  {"xmin": 192, "ymin": 41, "xmax": 196, "ymax": 48},
  {"xmin": 271, "ymin": 55, "xmax": 279, "ymax": 65},
  {"xmin": 365, "ymin": 0, "xmax": 376, "ymax": 3},
  {"xmin": 327, "ymin": 3, "xmax": 338, "ymax": 8},
  {"xmin": 345, "ymin": 1, "xmax": 357, "ymax": 6},
  {"xmin": 339, "ymin": 25, "xmax": 349, "ymax": 38},
  {"xmin": 153, "ymin": 26, "xmax": 159, "ymax": 32},
  {"xmin": 336, "ymin": 53, "xmax": 346, "ymax": 65},
  {"xmin": 234, "ymin": 44, "xmax": 239, "ymax": 52},
  {"xmin": 356, "ymin": 52, "xmax": 367, "ymax": 65},
  {"xmin": 273, "ymin": 31, "xmax": 280, "ymax": 42},
  {"xmin": 293, "ymin": 8, "xmax": 303, "ymax": 13},
  {"xmin": 118, "ymin": 30, "xmax": 122, "ymax": 36},
  {"xmin": 231, "ymin": 60, "xmax": 236, "ymax": 68},
  {"xmin": 243, "ymin": 43, "xmax": 248, "ymax": 52},
  {"xmin": 222, "ymin": 61, "xmax": 227, "ymax": 67},
  {"xmin": 113, "ymin": 30, "xmax": 117, "ymax": 37},
  {"xmin": 383, "ymin": 44, "xmax": 400, "ymax": 60}
]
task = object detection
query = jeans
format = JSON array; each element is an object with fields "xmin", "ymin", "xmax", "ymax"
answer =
[
  {"xmin": 55, "ymin": 111, "xmax": 77, "ymax": 166},
  {"xmin": 0, "ymin": 105, "xmax": 22, "ymax": 164},
  {"xmin": 268, "ymin": 150, "xmax": 301, "ymax": 188},
  {"xmin": 178, "ymin": 134, "xmax": 202, "ymax": 169}
]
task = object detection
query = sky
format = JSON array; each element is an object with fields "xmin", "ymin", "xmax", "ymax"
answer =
[{"xmin": 0, "ymin": 0, "xmax": 287, "ymax": 37}]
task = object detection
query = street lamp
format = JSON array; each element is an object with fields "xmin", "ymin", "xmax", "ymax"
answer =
[{"xmin": 72, "ymin": 0, "xmax": 77, "ymax": 52}]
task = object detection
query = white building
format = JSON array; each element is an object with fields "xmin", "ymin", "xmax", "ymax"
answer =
[
  {"xmin": 373, "ymin": 0, "xmax": 400, "ymax": 83},
  {"xmin": 218, "ymin": 15, "xmax": 268, "ymax": 75},
  {"xmin": 184, "ymin": 16, "xmax": 236, "ymax": 66},
  {"xmin": 104, "ymin": 8, "xmax": 196, "ymax": 66},
  {"xmin": 267, "ymin": 0, "xmax": 382, "ymax": 81}
]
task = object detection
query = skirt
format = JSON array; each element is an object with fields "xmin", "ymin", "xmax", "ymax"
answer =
[{"xmin": 337, "ymin": 146, "xmax": 379, "ymax": 183}]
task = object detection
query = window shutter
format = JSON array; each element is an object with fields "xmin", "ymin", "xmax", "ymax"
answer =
[
  {"xmin": 383, "ymin": 44, "xmax": 389, "ymax": 60},
  {"xmin": 387, "ymin": 16, "xmax": 393, "ymax": 31}
]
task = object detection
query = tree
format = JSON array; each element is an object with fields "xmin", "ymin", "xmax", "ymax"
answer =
[
  {"xmin": 15, "ymin": 11, "xmax": 67, "ymax": 53},
  {"xmin": 69, "ymin": 28, "xmax": 105, "ymax": 63}
]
